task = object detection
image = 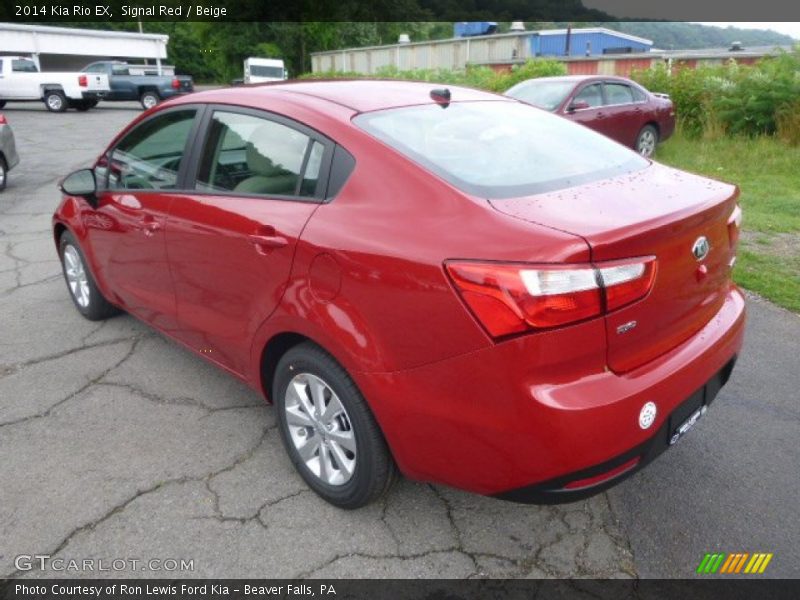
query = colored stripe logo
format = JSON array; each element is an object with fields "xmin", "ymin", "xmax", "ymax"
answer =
[{"xmin": 697, "ymin": 552, "xmax": 773, "ymax": 574}]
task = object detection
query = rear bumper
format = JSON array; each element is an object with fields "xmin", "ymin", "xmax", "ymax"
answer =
[
  {"xmin": 358, "ymin": 285, "xmax": 745, "ymax": 498},
  {"xmin": 0, "ymin": 125, "xmax": 19, "ymax": 170},
  {"xmin": 660, "ymin": 114, "xmax": 676, "ymax": 142},
  {"xmin": 495, "ymin": 355, "xmax": 736, "ymax": 503}
]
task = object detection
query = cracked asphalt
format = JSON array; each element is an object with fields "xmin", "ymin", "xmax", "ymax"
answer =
[{"xmin": 0, "ymin": 102, "xmax": 797, "ymax": 580}]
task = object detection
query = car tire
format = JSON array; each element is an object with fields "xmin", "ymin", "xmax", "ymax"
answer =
[
  {"xmin": 58, "ymin": 231, "xmax": 121, "ymax": 321},
  {"xmin": 73, "ymin": 101, "xmax": 92, "ymax": 112},
  {"xmin": 44, "ymin": 90, "xmax": 68, "ymax": 113},
  {"xmin": 274, "ymin": 342, "xmax": 397, "ymax": 509},
  {"xmin": 140, "ymin": 91, "xmax": 160, "ymax": 110},
  {"xmin": 635, "ymin": 124, "xmax": 659, "ymax": 158},
  {"xmin": 0, "ymin": 155, "xmax": 7, "ymax": 191}
]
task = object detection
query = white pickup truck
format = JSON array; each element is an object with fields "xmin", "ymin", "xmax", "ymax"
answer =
[{"xmin": 0, "ymin": 56, "xmax": 110, "ymax": 113}]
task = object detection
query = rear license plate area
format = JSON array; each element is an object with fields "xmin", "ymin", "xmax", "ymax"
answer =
[{"xmin": 668, "ymin": 388, "xmax": 704, "ymax": 446}]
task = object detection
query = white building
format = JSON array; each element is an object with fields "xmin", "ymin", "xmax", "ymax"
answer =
[{"xmin": 0, "ymin": 23, "xmax": 170, "ymax": 73}]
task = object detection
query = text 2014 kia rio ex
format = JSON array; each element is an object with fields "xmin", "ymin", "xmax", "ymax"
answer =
[{"xmin": 53, "ymin": 81, "xmax": 745, "ymax": 508}]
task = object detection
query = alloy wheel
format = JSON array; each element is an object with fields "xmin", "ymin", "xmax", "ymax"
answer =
[
  {"xmin": 638, "ymin": 130, "xmax": 657, "ymax": 157},
  {"xmin": 47, "ymin": 94, "xmax": 63, "ymax": 111},
  {"xmin": 63, "ymin": 245, "xmax": 90, "ymax": 308},
  {"xmin": 143, "ymin": 95, "xmax": 158, "ymax": 109},
  {"xmin": 284, "ymin": 372, "xmax": 357, "ymax": 486}
]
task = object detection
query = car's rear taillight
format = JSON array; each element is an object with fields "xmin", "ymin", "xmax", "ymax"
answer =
[
  {"xmin": 171, "ymin": 78, "xmax": 181, "ymax": 89},
  {"xmin": 78, "ymin": 75, "xmax": 88, "ymax": 87},
  {"xmin": 445, "ymin": 257, "xmax": 656, "ymax": 338},
  {"xmin": 0, "ymin": 114, "xmax": 6, "ymax": 125},
  {"xmin": 598, "ymin": 259, "xmax": 657, "ymax": 311},
  {"xmin": 728, "ymin": 205, "xmax": 742, "ymax": 249}
]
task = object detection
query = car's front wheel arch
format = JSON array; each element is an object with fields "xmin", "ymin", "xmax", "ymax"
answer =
[{"xmin": 53, "ymin": 222, "xmax": 68, "ymax": 249}]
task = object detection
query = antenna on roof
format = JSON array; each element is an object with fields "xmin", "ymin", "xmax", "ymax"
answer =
[{"xmin": 430, "ymin": 88, "xmax": 451, "ymax": 108}]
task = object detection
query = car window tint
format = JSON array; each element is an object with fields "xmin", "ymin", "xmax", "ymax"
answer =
[
  {"xmin": 12, "ymin": 59, "xmax": 38, "ymax": 73},
  {"xmin": 195, "ymin": 111, "xmax": 311, "ymax": 197},
  {"xmin": 108, "ymin": 110, "xmax": 196, "ymax": 190},
  {"xmin": 300, "ymin": 141, "xmax": 324, "ymax": 197},
  {"xmin": 631, "ymin": 86, "xmax": 647, "ymax": 102},
  {"xmin": 605, "ymin": 83, "xmax": 634, "ymax": 105},
  {"xmin": 573, "ymin": 84, "xmax": 603, "ymax": 108}
]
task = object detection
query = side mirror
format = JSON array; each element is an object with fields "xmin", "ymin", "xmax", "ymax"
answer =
[
  {"xmin": 567, "ymin": 100, "xmax": 591, "ymax": 112},
  {"xmin": 59, "ymin": 169, "xmax": 97, "ymax": 206}
]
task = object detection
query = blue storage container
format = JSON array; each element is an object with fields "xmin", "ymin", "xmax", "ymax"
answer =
[{"xmin": 453, "ymin": 22, "xmax": 498, "ymax": 38}]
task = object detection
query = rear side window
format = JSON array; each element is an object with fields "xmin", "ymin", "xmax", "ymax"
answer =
[
  {"xmin": 12, "ymin": 59, "xmax": 38, "ymax": 73},
  {"xmin": 355, "ymin": 101, "xmax": 648, "ymax": 199},
  {"xmin": 195, "ymin": 111, "xmax": 318, "ymax": 198},
  {"xmin": 631, "ymin": 86, "xmax": 648, "ymax": 102},
  {"xmin": 85, "ymin": 64, "xmax": 106, "ymax": 73},
  {"xmin": 574, "ymin": 84, "xmax": 603, "ymax": 108},
  {"xmin": 605, "ymin": 83, "xmax": 634, "ymax": 105},
  {"xmin": 108, "ymin": 109, "xmax": 196, "ymax": 190}
]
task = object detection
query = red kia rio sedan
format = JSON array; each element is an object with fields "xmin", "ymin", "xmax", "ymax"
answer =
[
  {"xmin": 505, "ymin": 75, "xmax": 676, "ymax": 157},
  {"xmin": 53, "ymin": 81, "xmax": 745, "ymax": 508}
]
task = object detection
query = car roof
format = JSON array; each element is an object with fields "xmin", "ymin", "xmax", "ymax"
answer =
[
  {"xmin": 186, "ymin": 79, "xmax": 506, "ymax": 113},
  {"xmin": 519, "ymin": 75, "xmax": 634, "ymax": 85}
]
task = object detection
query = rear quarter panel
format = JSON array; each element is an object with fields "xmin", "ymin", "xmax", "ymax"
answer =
[{"xmin": 248, "ymin": 107, "xmax": 592, "ymax": 385}]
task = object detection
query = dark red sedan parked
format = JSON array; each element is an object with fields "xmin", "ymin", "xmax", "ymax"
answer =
[
  {"xmin": 53, "ymin": 81, "xmax": 743, "ymax": 508},
  {"xmin": 505, "ymin": 75, "xmax": 676, "ymax": 157}
]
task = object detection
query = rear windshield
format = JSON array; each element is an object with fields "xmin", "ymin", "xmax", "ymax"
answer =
[
  {"xmin": 354, "ymin": 100, "xmax": 648, "ymax": 199},
  {"xmin": 505, "ymin": 80, "xmax": 575, "ymax": 111}
]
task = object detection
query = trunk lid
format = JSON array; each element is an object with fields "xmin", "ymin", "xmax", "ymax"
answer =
[{"xmin": 489, "ymin": 163, "xmax": 738, "ymax": 373}]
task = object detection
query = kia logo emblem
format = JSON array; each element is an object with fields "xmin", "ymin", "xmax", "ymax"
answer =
[{"xmin": 692, "ymin": 237, "xmax": 710, "ymax": 261}]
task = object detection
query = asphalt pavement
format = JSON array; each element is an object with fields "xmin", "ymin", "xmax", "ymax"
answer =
[{"xmin": 0, "ymin": 100, "xmax": 797, "ymax": 579}]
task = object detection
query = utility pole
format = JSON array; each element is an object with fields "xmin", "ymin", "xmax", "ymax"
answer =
[
  {"xmin": 138, "ymin": 20, "xmax": 149, "ymax": 66},
  {"xmin": 565, "ymin": 23, "xmax": 572, "ymax": 56}
]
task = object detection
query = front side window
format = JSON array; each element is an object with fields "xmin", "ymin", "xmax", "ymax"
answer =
[
  {"xmin": 108, "ymin": 109, "xmax": 196, "ymax": 190},
  {"xmin": 355, "ymin": 101, "xmax": 648, "ymax": 199},
  {"xmin": 605, "ymin": 83, "xmax": 634, "ymax": 105},
  {"xmin": 573, "ymin": 83, "xmax": 603, "ymax": 108},
  {"xmin": 195, "ymin": 111, "xmax": 317, "ymax": 197},
  {"xmin": 12, "ymin": 59, "xmax": 38, "ymax": 73}
]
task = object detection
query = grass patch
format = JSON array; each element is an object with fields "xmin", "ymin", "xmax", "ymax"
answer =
[
  {"xmin": 736, "ymin": 250, "xmax": 800, "ymax": 313},
  {"xmin": 656, "ymin": 132, "xmax": 800, "ymax": 312}
]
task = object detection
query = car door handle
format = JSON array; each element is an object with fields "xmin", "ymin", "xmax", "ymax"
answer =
[
  {"xmin": 596, "ymin": 112, "xmax": 605, "ymax": 119},
  {"xmin": 248, "ymin": 232, "xmax": 288, "ymax": 251}
]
